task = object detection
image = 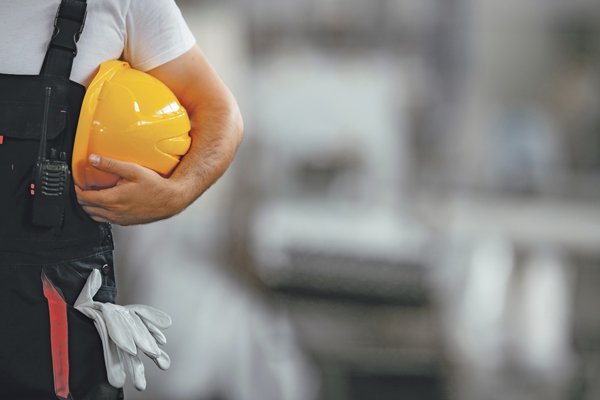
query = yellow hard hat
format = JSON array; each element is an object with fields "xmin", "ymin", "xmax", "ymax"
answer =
[{"xmin": 73, "ymin": 60, "xmax": 192, "ymax": 189}]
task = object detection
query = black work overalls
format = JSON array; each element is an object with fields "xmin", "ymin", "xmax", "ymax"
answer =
[{"xmin": 0, "ymin": 1, "xmax": 122, "ymax": 399}]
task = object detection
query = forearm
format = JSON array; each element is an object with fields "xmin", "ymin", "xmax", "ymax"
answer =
[{"xmin": 169, "ymin": 93, "xmax": 244, "ymax": 212}]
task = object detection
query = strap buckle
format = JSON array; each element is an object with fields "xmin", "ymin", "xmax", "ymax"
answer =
[
  {"xmin": 49, "ymin": 2, "xmax": 87, "ymax": 57},
  {"xmin": 74, "ymin": 8, "xmax": 87, "ymax": 47}
]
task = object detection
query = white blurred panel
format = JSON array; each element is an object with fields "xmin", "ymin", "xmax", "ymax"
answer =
[{"xmin": 253, "ymin": 47, "xmax": 410, "ymax": 203}]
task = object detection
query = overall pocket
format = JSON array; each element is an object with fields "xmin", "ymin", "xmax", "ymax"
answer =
[{"xmin": 42, "ymin": 249, "xmax": 118, "ymax": 305}]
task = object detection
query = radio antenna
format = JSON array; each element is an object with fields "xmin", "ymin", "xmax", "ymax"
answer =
[{"xmin": 38, "ymin": 87, "xmax": 51, "ymax": 161}]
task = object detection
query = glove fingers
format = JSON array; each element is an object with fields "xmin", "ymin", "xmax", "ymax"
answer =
[
  {"xmin": 143, "ymin": 321, "xmax": 167, "ymax": 346},
  {"xmin": 127, "ymin": 311, "xmax": 161, "ymax": 358},
  {"xmin": 74, "ymin": 273, "xmax": 170, "ymax": 391},
  {"xmin": 106, "ymin": 338, "xmax": 126, "ymax": 388},
  {"xmin": 123, "ymin": 351, "xmax": 147, "ymax": 391},
  {"xmin": 94, "ymin": 303, "xmax": 163, "ymax": 358},
  {"xmin": 82, "ymin": 307, "xmax": 126, "ymax": 388},
  {"xmin": 98, "ymin": 303, "xmax": 138, "ymax": 355},
  {"xmin": 151, "ymin": 348, "xmax": 171, "ymax": 371},
  {"xmin": 126, "ymin": 304, "xmax": 172, "ymax": 329},
  {"xmin": 73, "ymin": 269, "xmax": 102, "ymax": 308},
  {"xmin": 74, "ymin": 279, "xmax": 169, "ymax": 391}
]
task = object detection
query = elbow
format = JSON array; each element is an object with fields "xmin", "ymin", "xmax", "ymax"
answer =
[
  {"xmin": 233, "ymin": 104, "xmax": 244, "ymax": 149},
  {"xmin": 188, "ymin": 88, "xmax": 244, "ymax": 153},
  {"xmin": 226, "ymin": 93, "xmax": 244, "ymax": 150}
]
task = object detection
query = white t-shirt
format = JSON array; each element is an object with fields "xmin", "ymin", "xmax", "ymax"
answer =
[{"xmin": 0, "ymin": 0, "xmax": 196, "ymax": 87}]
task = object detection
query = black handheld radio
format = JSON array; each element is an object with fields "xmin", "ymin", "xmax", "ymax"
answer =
[{"xmin": 31, "ymin": 87, "xmax": 71, "ymax": 228}]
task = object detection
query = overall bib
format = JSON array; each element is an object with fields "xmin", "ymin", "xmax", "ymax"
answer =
[{"xmin": 0, "ymin": 1, "xmax": 122, "ymax": 399}]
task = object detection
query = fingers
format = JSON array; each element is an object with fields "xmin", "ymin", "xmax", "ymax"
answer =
[
  {"xmin": 98, "ymin": 303, "xmax": 162, "ymax": 359},
  {"xmin": 97, "ymin": 303, "xmax": 138, "ymax": 356},
  {"xmin": 75, "ymin": 155, "xmax": 181, "ymax": 225},
  {"xmin": 75, "ymin": 160, "xmax": 167, "ymax": 225},
  {"xmin": 151, "ymin": 349, "xmax": 171, "ymax": 371},
  {"xmin": 89, "ymin": 154, "xmax": 142, "ymax": 182},
  {"xmin": 76, "ymin": 204, "xmax": 115, "ymax": 224},
  {"xmin": 127, "ymin": 312, "xmax": 161, "ymax": 358},
  {"xmin": 76, "ymin": 306, "xmax": 127, "ymax": 389},
  {"xmin": 75, "ymin": 185, "xmax": 125, "ymax": 224},
  {"xmin": 106, "ymin": 332, "xmax": 127, "ymax": 388},
  {"xmin": 122, "ymin": 350, "xmax": 147, "ymax": 391},
  {"xmin": 127, "ymin": 304, "xmax": 172, "ymax": 329},
  {"xmin": 143, "ymin": 321, "xmax": 167, "ymax": 346},
  {"xmin": 76, "ymin": 290, "xmax": 170, "ymax": 392},
  {"xmin": 75, "ymin": 185, "xmax": 118, "ymax": 209}
]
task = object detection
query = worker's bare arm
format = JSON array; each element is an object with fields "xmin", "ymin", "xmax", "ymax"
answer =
[
  {"xmin": 75, "ymin": 45, "xmax": 244, "ymax": 225},
  {"xmin": 148, "ymin": 44, "xmax": 244, "ymax": 206}
]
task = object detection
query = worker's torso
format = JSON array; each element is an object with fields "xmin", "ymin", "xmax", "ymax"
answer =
[
  {"xmin": 0, "ymin": 1, "xmax": 113, "ymax": 264},
  {"xmin": 0, "ymin": 3, "xmax": 121, "ymax": 399}
]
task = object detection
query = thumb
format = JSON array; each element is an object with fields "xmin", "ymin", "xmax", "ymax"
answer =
[{"xmin": 89, "ymin": 154, "xmax": 141, "ymax": 181}]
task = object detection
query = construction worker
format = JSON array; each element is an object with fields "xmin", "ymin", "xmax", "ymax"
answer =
[{"xmin": 0, "ymin": 0, "xmax": 243, "ymax": 399}]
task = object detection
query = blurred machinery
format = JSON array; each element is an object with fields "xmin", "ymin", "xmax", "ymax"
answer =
[
  {"xmin": 234, "ymin": 2, "xmax": 449, "ymax": 399},
  {"xmin": 247, "ymin": 47, "xmax": 427, "ymax": 303},
  {"xmin": 243, "ymin": 52, "xmax": 444, "ymax": 398},
  {"xmin": 251, "ymin": 201, "xmax": 428, "ymax": 302}
]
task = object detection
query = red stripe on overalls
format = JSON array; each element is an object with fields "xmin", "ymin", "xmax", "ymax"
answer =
[{"xmin": 41, "ymin": 271, "xmax": 72, "ymax": 400}]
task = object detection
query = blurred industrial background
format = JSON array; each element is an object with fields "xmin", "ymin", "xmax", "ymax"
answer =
[{"xmin": 114, "ymin": 0, "xmax": 600, "ymax": 399}]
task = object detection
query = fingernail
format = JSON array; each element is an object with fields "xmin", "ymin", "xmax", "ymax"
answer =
[{"xmin": 90, "ymin": 154, "xmax": 100, "ymax": 165}]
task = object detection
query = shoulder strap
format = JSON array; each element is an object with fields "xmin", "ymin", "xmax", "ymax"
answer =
[{"xmin": 40, "ymin": 0, "xmax": 88, "ymax": 79}]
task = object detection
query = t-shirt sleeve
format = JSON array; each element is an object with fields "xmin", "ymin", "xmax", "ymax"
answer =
[{"xmin": 123, "ymin": 0, "xmax": 196, "ymax": 72}]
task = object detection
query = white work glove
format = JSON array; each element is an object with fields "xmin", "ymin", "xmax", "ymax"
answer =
[{"xmin": 74, "ymin": 269, "xmax": 172, "ymax": 391}]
